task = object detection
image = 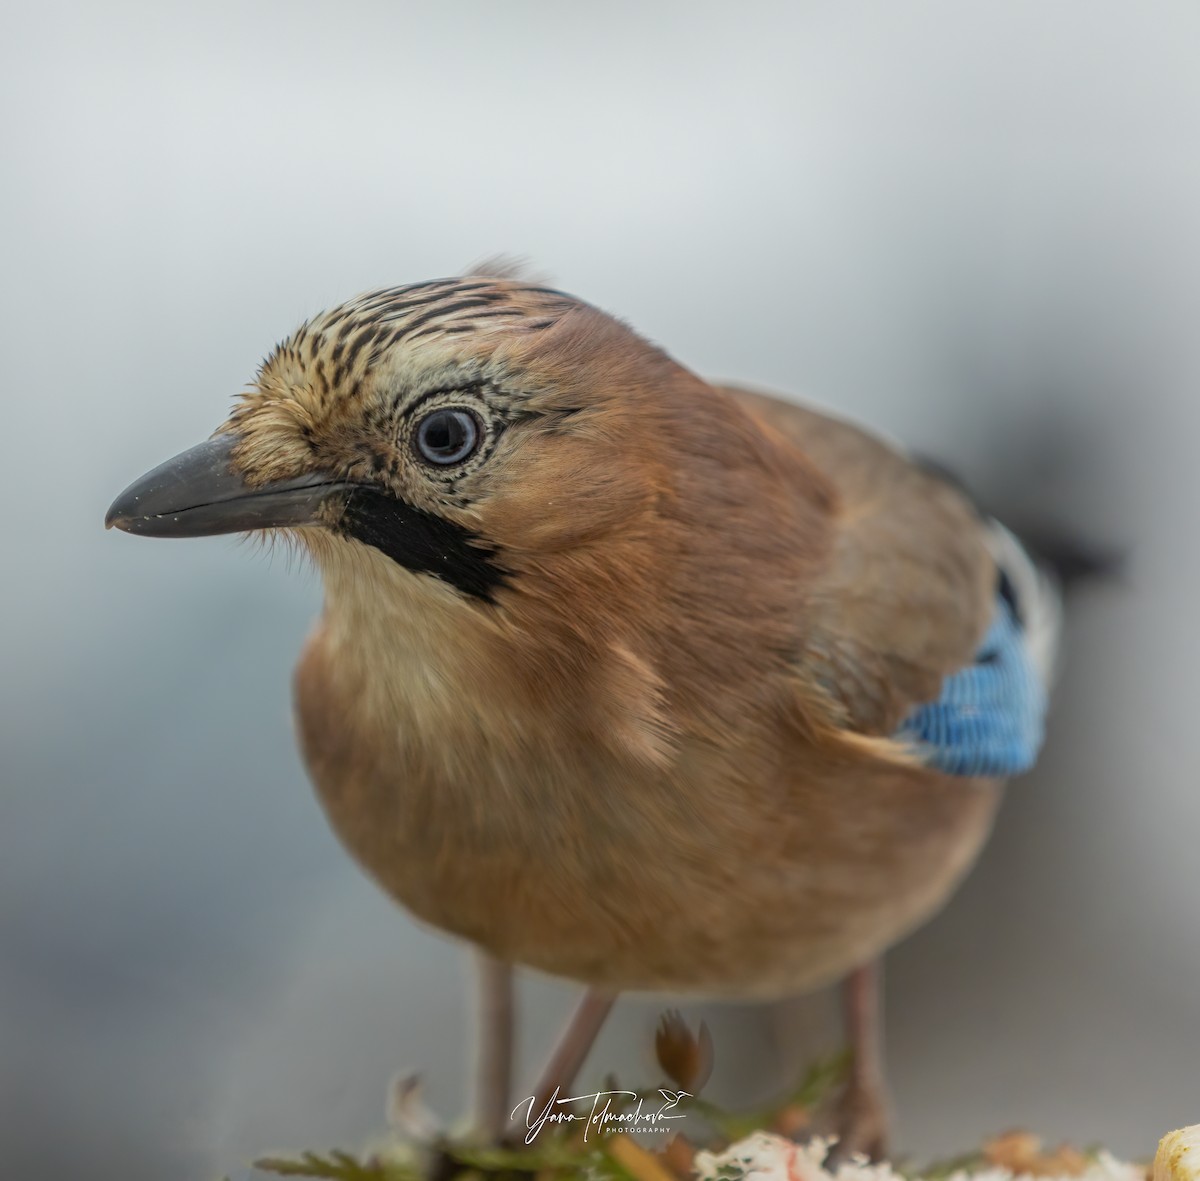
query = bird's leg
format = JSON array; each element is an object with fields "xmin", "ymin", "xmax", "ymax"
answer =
[
  {"xmin": 829, "ymin": 960, "xmax": 890, "ymax": 1163},
  {"xmin": 522, "ymin": 989, "xmax": 616, "ymax": 1126},
  {"xmin": 474, "ymin": 951, "xmax": 515, "ymax": 1143}
]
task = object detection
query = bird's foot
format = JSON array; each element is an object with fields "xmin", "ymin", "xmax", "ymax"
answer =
[{"xmin": 823, "ymin": 1076, "xmax": 890, "ymax": 1166}]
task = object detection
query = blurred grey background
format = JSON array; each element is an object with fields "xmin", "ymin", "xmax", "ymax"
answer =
[{"xmin": 3, "ymin": 2, "xmax": 1197, "ymax": 1178}]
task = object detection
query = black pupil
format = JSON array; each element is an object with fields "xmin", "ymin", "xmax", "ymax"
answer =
[{"xmin": 417, "ymin": 409, "xmax": 477, "ymax": 464}]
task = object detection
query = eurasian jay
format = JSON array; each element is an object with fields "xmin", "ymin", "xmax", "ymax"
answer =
[{"xmin": 106, "ymin": 272, "xmax": 1058, "ymax": 1159}]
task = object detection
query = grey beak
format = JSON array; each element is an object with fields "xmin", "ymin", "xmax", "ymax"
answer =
[{"xmin": 105, "ymin": 433, "xmax": 348, "ymax": 537}]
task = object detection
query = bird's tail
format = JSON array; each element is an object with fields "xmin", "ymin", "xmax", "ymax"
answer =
[
  {"xmin": 984, "ymin": 520, "xmax": 1064, "ymax": 691},
  {"xmin": 916, "ymin": 453, "xmax": 1124, "ymax": 692}
]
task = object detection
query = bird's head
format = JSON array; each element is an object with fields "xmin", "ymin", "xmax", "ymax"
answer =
[{"xmin": 106, "ymin": 277, "xmax": 697, "ymax": 602}]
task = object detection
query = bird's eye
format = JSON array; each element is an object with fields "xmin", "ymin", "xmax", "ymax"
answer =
[{"xmin": 414, "ymin": 408, "xmax": 481, "ymax": 466}]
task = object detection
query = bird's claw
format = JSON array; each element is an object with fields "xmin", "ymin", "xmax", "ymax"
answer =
[{"xmin": 824, "ymin": 1079, "xmax": 890, "ymax": 1166}]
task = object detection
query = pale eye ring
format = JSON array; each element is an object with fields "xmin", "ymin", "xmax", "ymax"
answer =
[{"xmin": 413, "ymin": 407, "xmax": 481, "ymax": 466}]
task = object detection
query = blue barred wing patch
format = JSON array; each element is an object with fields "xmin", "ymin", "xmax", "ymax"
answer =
[{"xmin": 895, "ymin": 596, "xmax": 1047, "ymax": 777}]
